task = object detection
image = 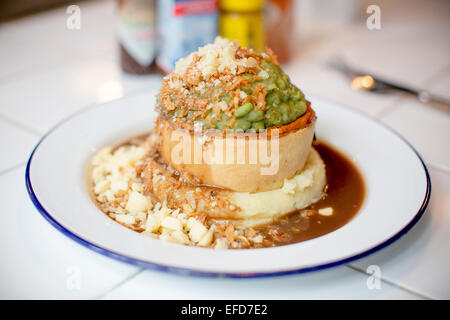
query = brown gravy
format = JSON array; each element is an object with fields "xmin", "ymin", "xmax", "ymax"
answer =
[
  {"xmin": 89, "ymin": 134, "xmax": 365, "ymax": 249},
  {"xmin": 253, "ymin": 141, "xmax": 365, "ymax": 247}
]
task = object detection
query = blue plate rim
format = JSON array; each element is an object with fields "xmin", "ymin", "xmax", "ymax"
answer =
[{"xmin": 25, "ymin": 97, "xmax": 432, "ymax": 278}]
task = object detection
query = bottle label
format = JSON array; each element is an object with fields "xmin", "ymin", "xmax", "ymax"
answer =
[
  {"xmin": 118, "ymin": 0, "xmax": 156, "ymax": 67},
  {"xmin": 156, "ymin": 0, "xmax": 218, "ymax": 73},
  {"xmin": 173, "ymin": 0, "xmax": 217, "ymax": 16}
]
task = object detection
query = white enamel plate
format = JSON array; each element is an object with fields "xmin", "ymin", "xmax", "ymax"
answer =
[{"xmin": 26, "ymin": 94, "xmax": 430, "ymax": 277}]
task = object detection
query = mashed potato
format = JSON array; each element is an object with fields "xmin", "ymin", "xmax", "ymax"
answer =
[
  {"xmin": 226, "ymin": 148, "xmax": 326, "ymax": 227},
  {"xmin": 90, "ymin": 134, "xmax": 326, "ymax": 248}
]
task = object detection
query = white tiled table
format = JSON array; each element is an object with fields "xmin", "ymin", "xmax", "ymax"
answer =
[{"xmin": 0, "ymin": 0, "xmax": 448, "ymax": 299}]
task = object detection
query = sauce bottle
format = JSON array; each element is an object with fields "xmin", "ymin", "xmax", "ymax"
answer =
[
  {"xmin": 265, "ymin": 0, "xmax": 294, "ymax": 63},
  {"xmin": 219, "ymin": 0, "xmax": 265, "ymax": 53},
  {"xmin": 118, "ymin": 0, "xmax": 157, "ymax": 74}
]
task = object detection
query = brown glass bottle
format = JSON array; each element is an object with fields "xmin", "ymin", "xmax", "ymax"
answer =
[{"xmin": 265, "ymin": 0, "xmax": 294, "ymax": 63}]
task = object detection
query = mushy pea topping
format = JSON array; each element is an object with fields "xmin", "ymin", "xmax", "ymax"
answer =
[{"xmin": 157, "ymin": 37, "xmax": 307, "ymax": 132}]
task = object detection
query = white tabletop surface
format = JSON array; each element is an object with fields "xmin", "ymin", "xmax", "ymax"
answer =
[{"xmin": 0, "ymin": 0, "xmax": 449, "ymax": 299}]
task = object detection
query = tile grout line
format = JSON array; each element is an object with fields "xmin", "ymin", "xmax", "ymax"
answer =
[
  {"xmin": 0, "ymin": 162, "xmax": 26, "ymax": 177},
  {"xmin": 0, "ymin": 48, "xmax": 120, "ymax": 86},
  {"xmin": 372, "ymin": 96, "xmax": 406, "ymax": 119},
  {"xmin": 0, "ymin": 82, "xmax": 162, "ymax": 141},
  {"xmin": 0, "ymin": 86, "xmax": 164, "ymax": 179},
  {"xmin": 0, "ymin": 84, "xmax": 161, "ymax": 181},
  {"xmin": 426, "ymin": 162, "xmax": 450, "ymax": 175},
  {"xmin": 375, "ymin": 63, "xmax": 450, "ymax": 119},
  {"xmin": 98, "ymin": 265, "xmax": 434, "ymax": 300},
  {"xmin": 0, "ymin": 113, "xmax": 43, "ymax": 137},
  {"xmin": 346, "ymin": 265, "xmax": 433, "ymax": 300},
  {"xmin": 422, "ymin": 63, "xmax": 450, "ymax": 86},
  {"xmin": 313, "ymin": 94, "xmax": 450, "ymax": 174},
  {"xmin": 93, "ymin": 268, "xmax": 145, "ymax": 300}
]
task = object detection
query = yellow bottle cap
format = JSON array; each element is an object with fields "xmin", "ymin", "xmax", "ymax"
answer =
[
  {"xmin": 220, "ymin": 0, "xmax": 264, "ymax": 12},
  {"xmin": 220, "ymin": 12, "xmax": 264, "ymax": 52}
]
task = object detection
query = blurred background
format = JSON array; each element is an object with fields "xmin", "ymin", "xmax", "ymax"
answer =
[
  {"xmin": 0, "ymin": 0, "xmax": 449, "ymax": 299},
  {"xmin": 1, "ymin": 0, "xmax": 369, "ymax": 72},
  {"xmin": 1, "ymin": 0, "xmax": 448, "ymax": 109}
]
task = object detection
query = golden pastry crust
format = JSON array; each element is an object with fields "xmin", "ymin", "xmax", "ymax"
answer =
[{"xmin": 155, "ymin": 104, "xmax": 316, "ymax": 192}]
